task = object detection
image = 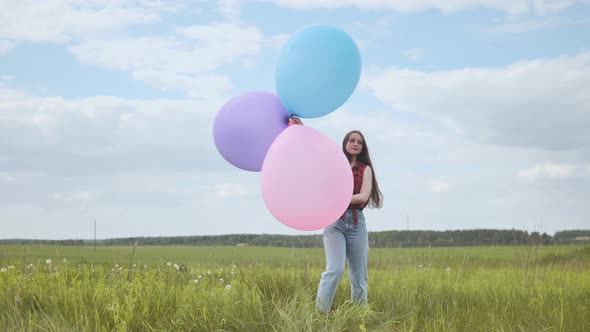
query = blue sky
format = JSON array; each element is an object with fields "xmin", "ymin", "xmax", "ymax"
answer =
[{"xmin": 1, "ymin": 0, "xmax": 589, "ymax": 239}]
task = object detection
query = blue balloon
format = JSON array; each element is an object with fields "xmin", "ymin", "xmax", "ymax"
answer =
[{"xmin": 276, "ymin": 25, "xmax": 361, "ymax": 118}]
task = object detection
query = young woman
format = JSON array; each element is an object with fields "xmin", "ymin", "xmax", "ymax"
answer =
[{"xmin": 315, "ymin": 129, "xmax": 383, "ymax": 313}]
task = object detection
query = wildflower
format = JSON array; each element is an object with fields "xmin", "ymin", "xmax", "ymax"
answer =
[
  {"xmin": 167, "ymin": 262, "xmax": 172, "ymax": 266},
  {"xmin": 193, "ymin": 279, "xmax": 199, "ymax": 284},
  {"xmin": 418, "ymin": 265, "xmax": 423, "ymax": 268},
  {"xmin": 8, "ymin": 266, "xmax": 15, "ymax": 270},
  {"xmin": 133, "ymin": 264, "xmax": 137, "ymax": 268},
  {"xmin": 115, "ymin": 264, "xmax": 119, "ymax": 268},
  {"xmin": 198, "ymin": 275, "xmax": 203, "ymax": 279},
  {"xmin": 207, "ymin": 271, "xmax": 212, "ymax": 275},
  {"xmin": 174, "ymin": 264, "xmax": 180, "ymax": 271},
  {"xmin": 63, "ymin": 258, "xmax": 68, "ymax": 263},
  {"xmin": 1, "ymin": 268, "xmax": 6, "ymax": 273},
  {"xmin": 445, "ymin": 267, "xmax": 451, "ymax": 273},
  {"xmin": 232, "ymin": 265, "xmax": 236, "ymax": 269},
  {"xmin": 46, "ymin": 259, "xmax": 52, "ymax": 264},
  {"xmin": 219, "ymin": 278, "xmax": 224, "ymax": 283},
  {"xmin": 144, "ymin": 265, "xmax": 148, "ymax": 269},
  {"xmin": 225, "ymin": 284, "xmax": 232, "ymax": 290}
]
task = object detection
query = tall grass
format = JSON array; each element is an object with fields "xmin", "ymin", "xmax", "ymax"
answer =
[{"xmin": 1, "ymin": 245, "xmax": 589, "ymax": 331}]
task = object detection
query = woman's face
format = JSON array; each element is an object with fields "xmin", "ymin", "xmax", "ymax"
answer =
[{"xmin": 345, "ymin": 133, "xmax": 364, "ymax": 157}]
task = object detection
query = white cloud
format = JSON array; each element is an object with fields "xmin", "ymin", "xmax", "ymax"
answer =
[
  {"xmin": 349, "ymin": 16, "xmax": 397, "ymax": 51},
  {"xmin": 0, "ymin": 172, "xmax": 17, "ymax": 183},
  {"xmin": 69, "ymin": 23, "xmax": 262, "ymax": 96},
  {"xmin": 266, "ymin": 34, "xmax": 290, "ymax": 49},
  {"xmin": 131, "ymin": 71, "xmax": 232, "ymax": 99},
  {"xmin": 518, "ymin": 163, "xmax": 576, "ymax": 180},
  {"xmin": 0, "ymin": 0, "xmax": 160, "ymax": 43},
  {"xmin": 532, "ymin": 0, "xmax": 577, "ymax": 15},
  {"xmin": 403, "ymin": 48, "xmax": 426, "ymax": 62},
  {"xmin": 175, "ymin": 23, "xmax": 262, "ymax": 65},
  {"xmin": 0, "ymin": 168, "xmax": 275, "ymax": 239},
  {"xmin": 482, "ymin": 17, "xmax": 590, "ymax": 34},
  {"xmin": 362, "ymin": 52, "xmax": 590, "ymax": 150},
  {"xmin": 261, "ymin": 0, "xmax": 582, "ymax": 15},
  {"xmin": 53, "ymin": 190, "xmax": 96, "ymax": 208},
  {"xmin": 0, "ymin": 40, "xmax": 15, "ymax": 55},
  {"xmin": 429, "ymin": 180, "xmax": 450, "ymax": 193},
  {"xmin": 217, "ymin": 0, "xmax": 241, "ymax": 21},
  {"xmin": 0, "ymin": 85, "xmax": 228, "ymax": 175},
  {"xmin": 215, "ymin": 183, "xmax": 251, "ymax": 199}
]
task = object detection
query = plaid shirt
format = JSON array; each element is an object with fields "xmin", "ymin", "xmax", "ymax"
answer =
[{"xmin": 347, "ymin": 161, "xmax": 367, "ymax": 228}]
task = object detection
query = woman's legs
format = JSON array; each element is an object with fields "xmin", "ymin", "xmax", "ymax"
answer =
[
  {"xmin": 316, "ymin": 210, "xmax": 369, "ymax": 311},
  {"xmin": 346, "ymin": 211, "xmax": 369, "ymax": 305},
  {"xmin": 316, "ymin": 219, "xmax": 346, "ymax": 312}
]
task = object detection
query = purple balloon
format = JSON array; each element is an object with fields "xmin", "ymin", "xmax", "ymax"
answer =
[{"xmin": 213, "ymin": 91, "xmax": 290, "ymax": 172}]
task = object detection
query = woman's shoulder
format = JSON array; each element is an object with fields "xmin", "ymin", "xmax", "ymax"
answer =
[
  {"xmin": 353, "ymin": 162, "xmax": 370, "ymax": 173},
  {"xmin": 356, "ymin": 161, "xmax": 369, "ymax": 169}
]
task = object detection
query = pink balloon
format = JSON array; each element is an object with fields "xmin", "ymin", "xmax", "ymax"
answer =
[{"xmin": 261, "ymin": 125, "xmax": 353, "ymax": 231}]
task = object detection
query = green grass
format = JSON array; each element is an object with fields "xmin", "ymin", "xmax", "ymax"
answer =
[{"xmin": 1, "ymin": 245, "xmax": 589, "ymax": 331}]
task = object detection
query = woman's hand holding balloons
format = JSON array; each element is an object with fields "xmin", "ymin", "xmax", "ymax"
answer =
[{"xmin": 288, "ymin": 116, "xmax": 303, "ymax": 126}]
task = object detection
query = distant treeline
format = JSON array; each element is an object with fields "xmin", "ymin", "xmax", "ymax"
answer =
[{"xmin": 2, "ymin": 229, "xmax": 589, "ymax": 248}]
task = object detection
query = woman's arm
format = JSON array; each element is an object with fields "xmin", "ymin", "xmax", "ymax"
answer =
[{"xmin": 351, "ymin": 166, "xmax": 372, "ymax": 205}]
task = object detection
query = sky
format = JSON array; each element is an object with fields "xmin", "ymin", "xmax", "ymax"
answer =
[{"xmin": 1, "ymin": 0, "xmax": 589, "ymax": 240}]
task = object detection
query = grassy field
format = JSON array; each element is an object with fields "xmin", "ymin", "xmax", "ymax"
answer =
[{"xmin": 1, "ymin": 244, "xmax": 589, "ymax": 331}]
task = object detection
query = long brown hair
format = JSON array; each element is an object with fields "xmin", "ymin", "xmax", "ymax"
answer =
[{"xmin": 342, "ymin": 130, "xmax": 383, "ymax": 209}]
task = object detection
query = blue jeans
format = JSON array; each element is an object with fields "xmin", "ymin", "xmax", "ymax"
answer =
[{"xmin": 316, "ymin": 209, "xmax": 369, "ymax": 312}]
